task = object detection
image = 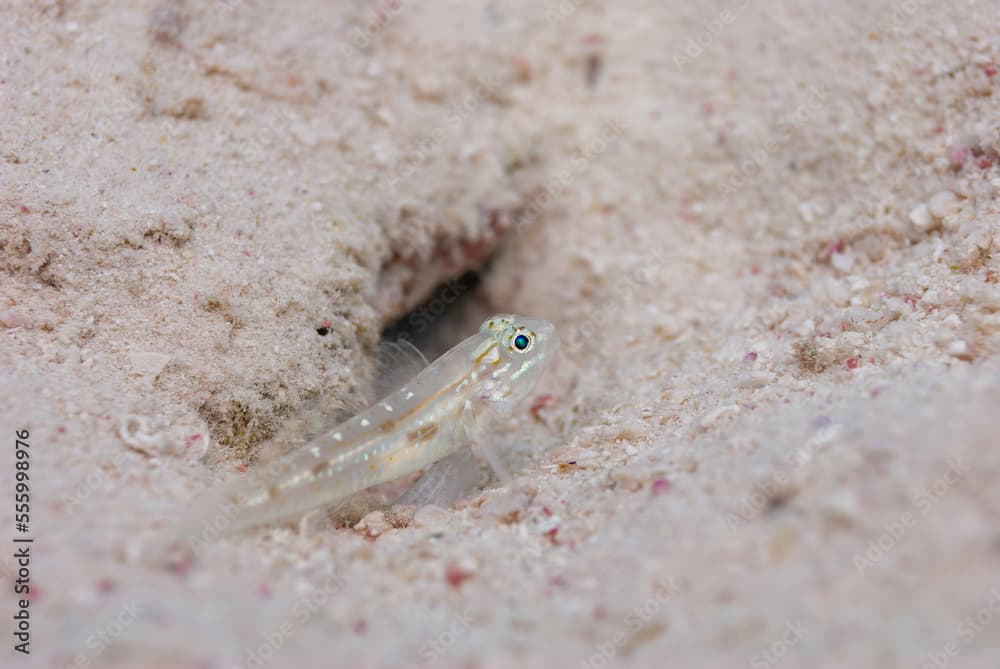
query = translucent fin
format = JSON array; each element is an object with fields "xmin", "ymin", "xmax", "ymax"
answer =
[
  {"xmin": 462, "ymin": 402, "xmax": 512, "ymax": 485},
  {"xmin": 394, "ymin": 404, "xmax": 512, "ymax": 510},
  {"xmin": 471, "ymin": 440, "xmax": 512, "ymax": 485},
  {"xmin": 374, "ymin": 338, "xmax": 429, "ymax": 401},
  {"xmin": 392, "ymin": 448, "xmax": 484, "ymax": 507}
]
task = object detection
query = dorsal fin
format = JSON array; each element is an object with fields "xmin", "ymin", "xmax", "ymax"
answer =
[{"xmin": 373, "ymin": 338, "xmax": 430, "ymax": 401}]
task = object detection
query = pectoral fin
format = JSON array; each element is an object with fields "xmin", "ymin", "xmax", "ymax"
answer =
[
  {"xmin": 461, "ymin": 402, "xmax": 512, "ymax": 485},
  {"xmin": 392, "ymin": 448, "xmax": 483, "ymax": 508}
]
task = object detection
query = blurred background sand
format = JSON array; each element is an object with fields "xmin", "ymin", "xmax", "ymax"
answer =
[{"xmin": 2, "ymin": 1, "xmax": 1000, "ymax": 667}]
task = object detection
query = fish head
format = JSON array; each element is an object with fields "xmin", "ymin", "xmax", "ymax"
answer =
[{"xmin": 476, "ymin": 314, "xmax": 558, "ymax": 413}]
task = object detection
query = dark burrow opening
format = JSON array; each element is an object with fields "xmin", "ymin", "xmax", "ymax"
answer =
[{"xmin": 380, "ymin": 268, "xmax": 493, "ymax": 360}]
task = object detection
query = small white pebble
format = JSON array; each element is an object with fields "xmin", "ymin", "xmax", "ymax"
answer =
[
  {"xmin": 411, "ymin": 505, "xmax": 450, "ymax": 530},
  {"xmin": 824, "ymin": 490, "xmax": 860, "ymax": 524},
  {"xmin": 928, "ymin": 191, "xmax": 959, "ymax": 219},
  {"xmin": 455, "ymin": 555, "xmax": 478, "ymax": 574},
  {"xmin": 909, "ymin": 203, "xmax": 935, "ymax": 232},
  {"xmin": 948, "ymin": 340, "xmax": 968, "ymax": 356},
  {"xmin": 831, "ymin": 251, "xmax": 855, "ymax": 273},
  {"xmin": 371, "ymin": 143, "xmax": 393, "ymax": 166},
  {"xmin": 797, "ymin": 202, "xmax": 816, "ymax": 223},
  {"xmin": 931, "ymin": 238, "xmax": 946, "ymax": 263},
  {"xmin": 354, "ymin": 510, "xmax": 389, "ymax": 537}
]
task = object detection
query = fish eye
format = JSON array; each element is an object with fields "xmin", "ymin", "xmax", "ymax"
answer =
[{"xmin": 513, "ymin": 332, "xmax": 532, "ymax": 352}]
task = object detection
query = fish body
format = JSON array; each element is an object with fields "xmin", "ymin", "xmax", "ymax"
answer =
[{"xmin": 204, "ymin": 314, "xmax": 557, "ymax": 532}]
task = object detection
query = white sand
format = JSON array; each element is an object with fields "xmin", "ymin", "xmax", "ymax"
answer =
[{"xmin": 2, "ymin": 0, "xmax": 999, "ymax": 667}]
